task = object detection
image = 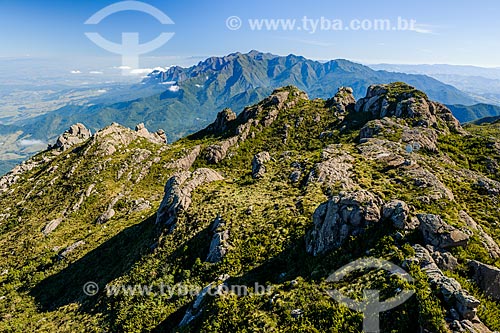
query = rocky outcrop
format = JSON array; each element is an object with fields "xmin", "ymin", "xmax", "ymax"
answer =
[
  {"xmin": 156, "ymin": 168, "xmax": 224, "ymax": 229},
  {"xmin": 89, "ymin": 123, "xmax": 165, "ymax": 157},
  {"xmin": 308, "ymin": 144, "xmax": 356, "ymax": 190},
  {"xmin": 206, "ymin": 216, "xmax": 229, "ymax": 263},
  {"xmin": 355, "ymin": 83, "xmax": 462, "ymax": 133},
  {"xmin": 382, "ymin": 200, "xmax": 415, "ymax": 230},
  {"xmin": 129, "ymin": 198, "xmax": 151, "ymax": 213},
  {"xmin": 54, "ymin": 123, "xmax": 92, "ymax": 151},
  {"xmin": 135, "ymin": 123, "xmax": 167, "ymax": 144},
  {"xmin": 164, "ymin": 145, "xmax": 201, "ymax": 171},
  {"xmin": 252, "ymin": 152, "xmax": 271, "ymax": 178},
  {"xmin": 206, "ymin": 108, "xmax": 237, "ymax": 134},
  {"xmin": 459, "ymin": 210, "xmax": 500, "ymax": 259},
  {"xmin": 205, "ymin": 136, "xmax": 239, "ymax": 164},
  {"xmin": 203, "ymin": 87, "xmax": 308, "ymax": 165},
  {"xmin": 96, "ymin": 194, "xmax": 123, "ymax": 224},
  {"xmin": 427, "ymin": 246, "xmax": 459, "ymax": 271},
  {"xmin": 42, "ymin": 218, "xmax": 63, "ymax": 236},
  {"xmin": 59, "ymin": 240, "xmax": 85, "ymax": 259},
  {"xmin": 327, "ymin": 87, "xmax": 356, "ymax": 113},
  {"xmin": 306, "ymin": 190, "xmax": 382, "ymax": 256},
  {"xmin": 469, "ymin": 260, "xmax": 500, "ymax": 301},
  {"xmin": 412, "ymin": 245, "xmax": 481, "ymax": 322},
  {"xmin": 418, "ymin": 214, "xmax": 469, "ymax": 249}
]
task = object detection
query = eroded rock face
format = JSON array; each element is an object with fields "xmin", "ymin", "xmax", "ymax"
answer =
[
  {"xmin": 156, "ymin": 168, "xmax": 224, "ymax": 230},
  {"xmin": 306, "ymin": 190, "xmax": 382, "ymax": 256},
  {"xmin": 252, "ymin": 152, "xmax": 271, "ymax": 179},
  {"xmin": 308, "ymin": 144, "xmax": 356, "ymax": 190},
  {"xmin": 165, "ymin": 145, "xmax": 201, "ymax": 171},
  {"xmin": 418, "ymin": 214, "xmax": 469, "ymax": 249},
  {"xmin": 42, "ymin": 218, "xmax": 63, "ymax": 236},
  {"xmin": 382, "ymin": 200, "xmax": 413, "ymax": 230},
  {"xmin": 355, "ymin": 83, "xmax": 462, "ymax": 133},
  {"xmin": 459, "ymin": 210, "xmax": 500, "ymax": 259},
  {"xmin": 327, "ymin": 86, "xmax": 356, "ymax": 113},
  {"xmin": 412, "ymin": 245, "xmax": 481, "ymax": 321},
  {"xmin": 54, "ymin": 123, "xmax": 92, "ymax": 151},
  {"xmin": 207, "ymin": 108, "xmax": 237, "ymax": 134},
  {"xmin": 469, "ymin": 260, "xmax": 500, "ymax": 301},
  {"xmin": 206, "ymin": 230, "xmax": 229, "ymax": 263},
  {"xmin": 135, "ymin": 123, "xmax": 167, "ymax": 144}
]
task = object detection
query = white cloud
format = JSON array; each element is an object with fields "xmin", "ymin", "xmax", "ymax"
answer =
[
  {"xmin": 130, "ymin": 68, "xmax": 154, "ymax": 75},
  {"xmin": 18, "ymin": 139, "xmax": 45, "ymax": 147},
  {"xmin": 70, "ymin": 70, "xmax": 82, "ymax": 74},
  {"xmin": 168, "ymin": 85, "xmax": 180, "ymax": 92},
  {"xmin": 90, "ymin": 71, "xmax": 103, "ymax": 74},
  {"xmin": 129, "ymin": 66, "xmax": 170, "ymax": 75},
  {"xmin": 411, "ymin": 24, "xmax": 436, "ymax": 34}
]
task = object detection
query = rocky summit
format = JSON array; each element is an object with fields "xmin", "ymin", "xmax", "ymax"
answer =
[{"xmin": 1, "ymin": 82, "xmax": 500, "ymax": 332}]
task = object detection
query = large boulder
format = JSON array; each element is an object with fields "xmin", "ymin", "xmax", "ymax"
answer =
[
  {"xmin": 156, "ymin": 168, "xmax": 224, "ymax": 229},
  {"xmin": 327, "ymin": 86, "xmax": 356, "ymax": 113},
  {"xmin": 459, "ymin": 210, "xmax": 500, "ymax": 259},
  {"xmin": 418, "ymin": 214, "xmax": 469, "ymax": 249},
  {"xmin": 412, "ymin": 245, "xmax": 481, "ymax": 321},
  {"xmin": 252, "ymin": 152, "xmax": 271, "ymax": 179},
  {"xmin": 307, "ymin": 144, "xmax": 356, "ymax": 190},
  {"xmin": 54, "ymin": 123, "xmax": 91, "ymax": 151},
  {"xmin": 206, "ymin": 108, "xmax": 237, "ymax": 134},
  {"xmin": 354, "ymin": 82, "xmax": 462, "ymax": 132},
  {"xmin": 382, "ymin": 200, "xmax": 413, "ymax": 230},
  {"xmin": 469, "ymin": 260, "xmax": 500, "ymax": 301},
  {"xmin": 306, "ymin": 190, "xmax": 382, "ymax": 256}
]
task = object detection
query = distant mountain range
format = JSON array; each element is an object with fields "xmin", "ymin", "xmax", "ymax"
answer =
[
  {"xmin": 446, "ymin": 103, "xmax": 500, "ymax": 123},
  {"xmin": 2, "ymin": 51, "xmax": 500, "ymax": 176},
  {"xmin": 15, "ymin": 51, "xmax": 477, "ymax": 139},
  {"xmin": 370, "ymin": 63, "xmax": 500, "ymax": 105}
]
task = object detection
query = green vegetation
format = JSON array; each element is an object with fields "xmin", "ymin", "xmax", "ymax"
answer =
[{"xmin": 0, "ymin": 86, "xmax": 499, "ymax": 332}]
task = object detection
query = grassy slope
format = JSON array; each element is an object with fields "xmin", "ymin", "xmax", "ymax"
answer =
[{"xmin": 0, "ymin": 87, "xmax": 499, "ymax": 332}]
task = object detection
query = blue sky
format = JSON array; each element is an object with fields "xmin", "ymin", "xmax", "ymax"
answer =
[{"xmin": 1, "ymin": 0, "xmax": 500, "ymax": 68}]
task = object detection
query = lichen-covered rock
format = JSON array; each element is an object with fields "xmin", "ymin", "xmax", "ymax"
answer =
[
  {"xmin": 306, "ymin": 190, "xmax": 382, "ymax": 256},
  {"xmin": 418, "ymin": 214, "xmax": 469, "ymax": 249},
  {"xmin": 156, "ymin": 168, "xmax": 224, "ymax": 229},
  {"xmin": 206, "ymin": 230, "xmax": 229, "ymax": 263},
  {"xmin": 59, "ymin": 240, "xmax": 85, "ymax": 259},
  {"xmin": 204, "ymin": 136, "xmax": 239, "ymax": 164},
  {"xmin": 252, "ymin": 151, "xmax": 271, "ymax": 179}
]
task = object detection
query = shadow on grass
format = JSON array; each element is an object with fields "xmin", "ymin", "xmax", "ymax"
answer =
[{"xmin": 30, "ymin": 214, "xmax": 158, "ymax": 312}]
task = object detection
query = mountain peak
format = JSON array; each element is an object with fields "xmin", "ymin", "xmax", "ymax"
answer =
[{"xmin": 355, "ymin": 82, "xmax": 462, "ymax": 131}]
